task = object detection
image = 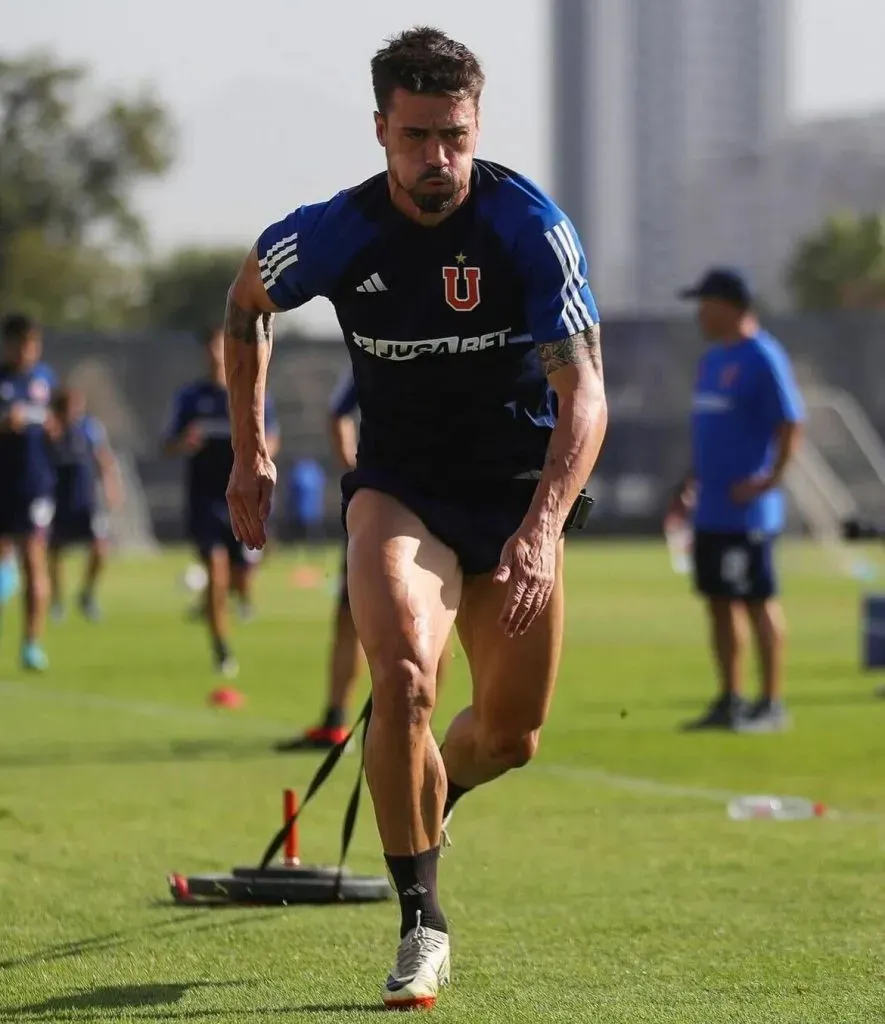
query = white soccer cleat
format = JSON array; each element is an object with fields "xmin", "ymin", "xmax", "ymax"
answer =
[
  {"xmin": 218, "ymin": 655, "xmax": 240, "ymax": 680},
  {"xmin": 381, "ymin": 911, "xmax": 451, "ymax": 1010}
]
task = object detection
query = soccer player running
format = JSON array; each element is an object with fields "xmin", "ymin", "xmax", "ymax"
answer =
[
  {"xmin": 671, "ymin": 269, "xmax": 804, "ymax": 733},
  {"xmin": 0, "ymin": 313, "xmax": 58, "ymax": 670},
  {"xmin": 275, "ymin": 368, "xmax": 452, "ymax": 753},
  {"xmin": 48, "ymin": 387, "xmax": 123, "ymax": 621},
  {"xmin": 223, "ymin": 28, "xmax": 607, "ymax": 1009},
  {"xmin": 164, "ymin": 325, "xmax": 280, "ymax": 677}
]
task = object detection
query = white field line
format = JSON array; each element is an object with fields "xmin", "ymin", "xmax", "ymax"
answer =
[{"xmin": 1, "ymin": 681, "xmax": 882, "ymax": 822}]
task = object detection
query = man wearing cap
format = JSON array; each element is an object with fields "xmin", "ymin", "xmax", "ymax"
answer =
[{"xmin": 670, "ymin": 268, "xmax": 804, "ymax": 732}]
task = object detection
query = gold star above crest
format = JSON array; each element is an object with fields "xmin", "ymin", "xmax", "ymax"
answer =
[{"xmin": 455, "ymin": 252, "xmax": 467, "ymax": 264}]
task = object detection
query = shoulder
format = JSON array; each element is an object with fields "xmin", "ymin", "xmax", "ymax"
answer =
[
  {"xmin": 174, "ymin": 382, "xmax": 201, "ymax": 407},
  {"xmin": 260, "ymin": 176, "xmax": 384, "ymax": 260},
  {"xmin": 83, "ymin": 415, "xmax": 107, "ymax": 444},
  {"xmin": 300, "ymin": 175, "xmax": 385, "ymax": 235},
  {"xmin": 35, "ymin": 362, "xmax": 58, "ymax": 385},
  {"xmin": 257, "ymin": 175, "xmax": 385, "ymax": 298},
  {"xmin": 328, "ymin": 370, "xmax": 358, "ymax": 416},
  {"xmin": 747, "ymin": 331, "xmax": 793, "ymax": 372},
  {"xmin": 473, "ymin": 161, "xmax": 575, "ymax": 245}
]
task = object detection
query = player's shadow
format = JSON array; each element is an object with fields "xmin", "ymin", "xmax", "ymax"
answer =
[
  {"xmin": 0, "ymin": 736, "xmax": 278, "ymax": 771},
  {"xmin": 0, "ymin": 910, "xmax": 276, "ymax": 971},
  {"xmin": 0, "ymin": 993, "xmax": 385, "ymax": 1020},
  {"xmin": 0, "ymin": 982, "xmax": 240, "ymax": 1020}
]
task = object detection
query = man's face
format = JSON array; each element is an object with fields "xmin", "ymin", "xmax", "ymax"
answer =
[
  {"xmin": 697, "ymin": 297, "xmax": 741, "ymax": 341},
  {"xmin": 4, "ymin": 329, "xmax": 42, "ymax": 370},
  {"xmin": 375, "ymin": 88, "xmax": 479, "ymax": 215}
]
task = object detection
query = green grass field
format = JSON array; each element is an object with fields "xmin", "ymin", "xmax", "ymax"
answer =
[{"xmin": 1, "ymin": 540, "xmax": 884, "ymax": 1023}]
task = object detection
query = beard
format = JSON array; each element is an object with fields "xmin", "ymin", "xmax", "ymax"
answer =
[
  {"xmin": 404, "ymin": 167, "xmax": 465, "ymax": 214},
  {"xmin": 410, "ymin": 189, "xmax": 456, "ymax": 214}
]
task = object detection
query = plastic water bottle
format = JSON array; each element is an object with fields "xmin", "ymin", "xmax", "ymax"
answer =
[
  {"xmin": 663, "ymin": 515, "xmax": 693, "ymax": 575},
  {"xmin": 727, "ymin": 795, "xmax": 828, "ymax": 821}
]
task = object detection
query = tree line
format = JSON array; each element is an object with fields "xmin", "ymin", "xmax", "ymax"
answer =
[
  {"xmin": 1, "ymin": 52, "xmax": 244, "ymax": 332},
  {"xmin": 2, "ymin": 52, "xmax": 884, "ymax": 330}
]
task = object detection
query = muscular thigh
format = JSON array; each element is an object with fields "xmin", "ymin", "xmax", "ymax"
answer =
[
  {"xmin": 457, "ymin": 538, "xmax": 565, "ymax": 732},
  {"xmin": 346, "ymin": 489, "xmax": 461, "ymax": 679}
]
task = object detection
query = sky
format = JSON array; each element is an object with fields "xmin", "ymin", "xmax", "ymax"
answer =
[{"xmin": 5, "ymin": 0, "xmax": 885, "ymax": 335}]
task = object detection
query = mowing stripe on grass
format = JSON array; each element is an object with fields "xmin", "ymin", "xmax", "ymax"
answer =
[
  {"xmin": 2, "ymin": 681, "xmax": 882, "ymax": 822},
  {"xmin": 0, "ymin": 680, "xmax": 285, "ymax": 733}
]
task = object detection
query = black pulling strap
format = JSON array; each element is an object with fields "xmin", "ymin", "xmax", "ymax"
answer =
[{"xmin": 258, "ymin": 695, "xmax": 373, "ymax": 897}]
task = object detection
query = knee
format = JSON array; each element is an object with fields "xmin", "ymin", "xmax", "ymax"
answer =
[
  {"xmin": 370, "ymin": 656, "xmax": 436, "ymax": 729},
  {"xmin": 478, "ymin": 726, "xmax": 541, "ymax": 771}
]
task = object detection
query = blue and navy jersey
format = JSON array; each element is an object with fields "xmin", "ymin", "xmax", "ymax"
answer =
[
  {"xmin": 164, "ymin": 380, "xmax": 279, "ymax": 506},
  {"xmin": 692, "ymin": 331, "xmax": 805, "ymax": 533},
  {"xmin": 0, "ymin": 361, "xmax": 57, "ymax": 500},
  {"xmin": 328, "ymin": 369, "xmax": 358, "ymax": 419},
  {"xmin": 53, "ymin": 415, "xmax": 106, "ymax": 514},
  {"xmin": 256, "ymin": 160, "xmax": 599, "ymax": 489}
]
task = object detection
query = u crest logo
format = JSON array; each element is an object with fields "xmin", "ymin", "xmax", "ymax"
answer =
[{"xmin": 442, "ymin": 265, "xmax": 481, "ymax": 312}]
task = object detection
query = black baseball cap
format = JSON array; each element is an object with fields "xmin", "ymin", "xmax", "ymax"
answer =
[{"xmin": 678, "ymin": 267, "xmax": 753, "ymax": 307}]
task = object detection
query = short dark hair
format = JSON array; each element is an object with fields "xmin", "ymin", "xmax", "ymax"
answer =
[
  {"xmin": 1, "ymin": 312, "xmax": 37, "ymax": 344},
  {"xmin": 371, "ymin": 27, "xmax": 485, "ymax": 115}
]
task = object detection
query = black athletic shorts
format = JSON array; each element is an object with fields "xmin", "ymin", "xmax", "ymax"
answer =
[
  {"xmin": 341, "ymin": 466, "xmax": 541, "ymax": 577},
  {"xmin": 50, "ymin": 507, "xmax": 109, "ymax": 548},
  {"xmin": 692, "ymin": 529, "xmax": 777, "ymax": 601},
  {"xmin": 189, "ymin": 502, "xmax": 261, "ymax": 569}
]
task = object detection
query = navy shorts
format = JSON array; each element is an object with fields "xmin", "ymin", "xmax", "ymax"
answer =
[
  {"xmin": 341, "ymin": 467, "xmax": 539, "ymax": 577},
  {"xmin": 51, "ymin": 508, "xmax": 108, "ymax": 548},
  {"xmin": 189, "ymin": 505, "xmax": 261, "ymax": 569},
  {"xmin": 692, "ymin": 530, "xmax": 778, "ymax": 601},
  {"xmin": 0, "ymin": 494, "xmax": 55, "ymax": 539}
]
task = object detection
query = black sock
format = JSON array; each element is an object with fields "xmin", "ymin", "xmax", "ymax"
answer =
[
  {"xmin": 212, "ymin": 636, "xmax": 230, "ymax": 663},
  {"xmin": 384, "ymin": 847, "xmax": 447, "ymax": 938},
  {"xmin": 322, "ymin": 705, "xmax": 345, "ymax": 730},
  {"xmin": 443, "ymin": 781, "xmax": 472, "ymax": 820}
]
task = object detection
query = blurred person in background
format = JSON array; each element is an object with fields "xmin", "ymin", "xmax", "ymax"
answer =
[
  {"xmin": 286, "ymin": 457, "xmax": 326, "ymax": 543},
  {"xmin": 275, "ymin": 368, "xmax": 452, "ymax": 752},
  {"xmin": 0, "ymin": 540, "xmax": 20, "ymax": 605},
  {"xmin": 163, "ymin": 325, "xmax": 279, "ymax": 678},
  {"xmin": 0, "ymin": 313, "xmax": 57, "ymax": 670},
  {"xmin": 670, "ymin": 268, "xmax": 804, "ymax": 733},
  {"xmin": 48, "ymin": 386, "xmax": 123, "ymax": 621}
]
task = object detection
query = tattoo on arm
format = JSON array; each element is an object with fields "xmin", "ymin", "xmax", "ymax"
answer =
[
  {"xmin": 224, "ymin": 297, "xmax": 275, "ymax": 346},
  {"xmin": 536, "ymin": 324, "xmax": 602, "ymax": 377}
]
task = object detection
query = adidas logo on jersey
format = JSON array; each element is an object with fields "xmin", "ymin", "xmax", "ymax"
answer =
[{"xmin": 356, "ymin": 273, "xmax": 388, "ymax": 293}]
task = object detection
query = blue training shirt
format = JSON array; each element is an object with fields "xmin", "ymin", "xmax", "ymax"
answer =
[
  {"xmin": 54, "ymin": 415, "xmax": 107, "ymax": 514},
  {"xmin": 0, "ymin": 361, "xmax": 58, "ymax": 500},
  {"xmin": 256, "ymin": 159, "xmax": 599, "ymax": 491},
  {"xmin": 328, "ymin": 369, "xmax": 358, "ymax": 419},
  {"xmin": 691, "ymin": 330, "xmax": 805, "ymax": 534},
  {"xmin": 164, "ymin": 381, "xmax": 279, "ymax": 508}
]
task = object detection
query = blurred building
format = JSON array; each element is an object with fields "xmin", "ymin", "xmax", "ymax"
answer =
[
  {"xmin": 552, "ymin": 0, "xmax": 788, "ymax": 313},
  {"xmin": 680, "ymin": 110, "xmax": 885, "ymax": 307}
]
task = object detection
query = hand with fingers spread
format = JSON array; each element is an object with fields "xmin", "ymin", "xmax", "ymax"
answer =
[
  {"xmin": 494, "ymin": 526, "xmax": 558, "ymax": 637},
  {"xmin": 226, "ymin": 451, "xmax": 277, "ymax": 551}
]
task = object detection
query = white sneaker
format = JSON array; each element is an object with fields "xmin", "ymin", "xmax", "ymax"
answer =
[
  {"xmin": 381, "ymin": 911, "xmax": 451, "ymax": 1010},
  {"xmin": 218, "ymin": 655, "xmax": 240, "ymax": 679}
]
